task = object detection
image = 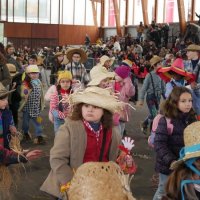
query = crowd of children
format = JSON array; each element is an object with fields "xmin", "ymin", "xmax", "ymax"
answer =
[{"xmin": 0, "ymin": 38, "xmax": 200, "ymax": 200}]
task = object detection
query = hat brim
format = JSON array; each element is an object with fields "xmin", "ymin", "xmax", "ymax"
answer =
[
  {"xmin": 157, "ymin": 67, "xmax": 194, "ymax": 82},
  {"xmin": 67, "ymin": 48, "xmax": 87, "ymax": 63},
  {"xmin": 88, "ymin": 72, "xmax": 114, "ymax": 86},
  {"xmin": 170, "ymin": 151, "xmax": 200, "ymax": 170},
  {"xmin": 185, "ymin": 48, "xmax": 200, "ymax": 52},
  {"xmin": 69, "ymin": 88, "xmax": 124, "ymax": 113}
]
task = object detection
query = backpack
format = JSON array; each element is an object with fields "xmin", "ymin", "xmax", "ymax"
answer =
[{"xmin": 148, "ymin": 114, "xmax": 174, "ymax": 148}]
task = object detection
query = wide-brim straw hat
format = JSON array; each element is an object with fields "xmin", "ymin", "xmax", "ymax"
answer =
[
  {"xmin": 100, "ymin": 55, "xmax": 115, "ymax": 66},
  {"xmin": 37, "ymin": 56, "xmax": 44, "ymax": 66},
  {"xmin": 122, "ymin": 59, "xmax": 133, "ymax": 68},
  {"xmin": 6, "ymin": 63, "xmax": 19, "ymax": 77},
  {"xmin": 88, "ymin": 66, "xmax": 115, "ymax": 86},
  {"xmin": 68, "ymin": 86, "xmax": 125, "ymax": 113},
  {"xmin": 54, "ymin": 51, "xmax": 65, "ymax": 57},
  {"xmin": 66, "ymin": 48, "xmax": 87, "ymax": 63},
  {"xmin": 26, "ymin": 65, "xmax": 40, "ymax": 73},
  {"xmin": 171, "ymin": 121, "xmax": 200, "ymax": 170},
  {"xmin": 185, "ymin": 44, "xmax": 200, "ymax": 52},
  {"xmin": 157, "ymin": 58, "xmax": 194, "ymax": 83},
  {"xmin": 67, "ymin": 162, "xmax": 135, "ymax": 200},
  {"xmin": 150, "ymin": 55, "xmax": 162, "ymax": 66},
  {"xmin": 0, "ymin": 82, "xmax": 15, "ymax": 98}
]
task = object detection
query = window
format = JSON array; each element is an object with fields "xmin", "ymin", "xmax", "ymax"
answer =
[
  {"xmin": 86, "ymin": 0, "xmax": 94, "ymax": 26},
  {"xmin": 1, "ymin": 0, "xmax": 7, "ymax": 21},
  {"xmin": 148, "ymin": 0, "xmax": 155, "ymax": 23},
  {"xmin": 14, "ymin": 0, "xmax": 26, "ymax": 22},
  {"xmin": 74, "ymin": 0, "xmax": 86, "ymax": 25},
  {"xmin": 120, "ymin": 0, "xmax": 126, "ymax": 26},
  {"xmin": 39, "ymin": 0, "xmax": 50, "ymax": 23},
  {"xmin": 128, "ymin": 0, "xmax": 134, "ymax": 25},
  {"xmin": 165, "ymin": 0, "xmax": 179, "ymax": 23},
  {"xmin": 8, "ymin": 0, "xmax": 14, "ymax": 22},
  {"xmin": 96, "ymin": 2, "xmax": 101, "ymax": 27},
  {"xmin": 51, "ymin": 0, "xmax": 59, "ymax": 24},
  {"xmin": 27, "ymin": 0, "xmax": 38, "ymax": 23},
  {"xmin": 63, "ymin": 0, "xmax": 74, "ymax": 24},
  {"xmin": 194, "ymin": 1, "xmax": 200, "ymax": 21},
  {"xmin": 157, "ymin": 0, "xmax": 165, "ymax": 23},
  {"xmin": 133, "ymin": 0, "xmax": 143, "ymax": 25}
]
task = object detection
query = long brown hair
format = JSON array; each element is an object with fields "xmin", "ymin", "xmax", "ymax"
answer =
[
  {"xmin": 161, "ymin": 87, "xmax": 196, "ymax": 120},
  {"xmin": 165, "ymin": 163, "xmax": 193, "ymax": 200},
  {"xmin": 69, "ymin": 103, "xmax": 113, "ymax": 130}
]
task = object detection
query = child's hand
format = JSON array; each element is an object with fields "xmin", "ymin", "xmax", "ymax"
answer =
[
  {"xmin": 25, "ymin": 150, "xmax": 43, "ymax": 160},
  {"xmin": 61, "ymin": 94, "xmax": 69, "ymax": 104},
  {"xmin": 9, "ymin": 126, "xmax": 17, "ymax": 134},
  {"xmin": 122, "ymin": 137, "xmax": 135, "ymax": 151}
]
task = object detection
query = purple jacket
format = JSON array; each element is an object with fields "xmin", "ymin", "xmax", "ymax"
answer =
[{"xmin": 154, "ymin": 113, "xmax": 196, "ymax": 175}]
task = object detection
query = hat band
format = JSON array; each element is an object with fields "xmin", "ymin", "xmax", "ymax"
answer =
[{"xmin": 179, "ymin": 143, "xmax": 200, "ymax": 160}]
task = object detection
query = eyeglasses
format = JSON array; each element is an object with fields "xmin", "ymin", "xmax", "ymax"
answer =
[{"xmin": 73, "ymin": 56, "xmax": 81, "ymax": 58}]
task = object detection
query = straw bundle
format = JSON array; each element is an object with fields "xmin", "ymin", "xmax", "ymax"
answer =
[{"xmin": 67, "ymin": 161, "xmax": 136, "ymax": 200}]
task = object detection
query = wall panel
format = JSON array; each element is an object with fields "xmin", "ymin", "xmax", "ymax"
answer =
[
  {"xmin": 59, "ymin": 25, "xmax": 99, "ymax": 45},
  {"xmin": 4, "ymin": 22, "xmax": 32, "ymax": 38}
]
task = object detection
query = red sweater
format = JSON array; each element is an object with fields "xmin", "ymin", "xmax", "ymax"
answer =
[{"xmin": 83, "ymin": 121, "xmax": 112, "ymax": 163}]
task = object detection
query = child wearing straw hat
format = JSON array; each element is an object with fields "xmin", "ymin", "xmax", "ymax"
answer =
[
  {"xmin": 19, "ymin": 65, "xmax": 45, "ymax": 144},
  {"xmin": 163, "ymin": 121, "xmax": 200, "ymax": 200},
  {"xmin": 153, "ymin": 87, "xmax": 197, "ymax": 200},
  {"xmin": 49, "ymin": 71, "xmax": 73, "ymax": 133},
  {"xmin": 40, "ymin": 86, "xmax": 125, "ymax": 199}
]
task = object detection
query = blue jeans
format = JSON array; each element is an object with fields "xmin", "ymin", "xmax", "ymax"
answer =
[
  {"xmin": 22, "ymin": 111, "xmax": 42, "ymax": 136},
  {"xmin": 153, "ymin": 173, "xmax": 168, "ymax": 200},
  {"xmin": 54, "ymin": 117, "xmax": 64, "ymax": 133},
  {"xmin": 143, "ymin": 94, "xmax": 160, "ymax": 127}
]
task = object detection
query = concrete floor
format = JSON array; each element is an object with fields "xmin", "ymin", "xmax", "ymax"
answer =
[{"xmin": 9, "ymin": 85, "xmax": 156, "ymax": 200}]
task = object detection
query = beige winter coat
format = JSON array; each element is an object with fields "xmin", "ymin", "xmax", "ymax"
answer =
[{"xmin": 40, "ymin": 118, "xmax": 121, "ymax": 198}]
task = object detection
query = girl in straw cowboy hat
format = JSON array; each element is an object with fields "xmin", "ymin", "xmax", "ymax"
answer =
[
  {"xmin": 40, "ymin": 86, "xmax": 125, "ymax": 199},
  {"xmin": 153, "ymin": 87, "xmax": 197, "ymax": 200},
  {"xmin": 49, "ymin": 71, "xmax": 73, "ymax": 133},
  {"xmin": 19, "ymin": 65, "xmax": 45, "ymax": 144},
  {"xmin": 163, "ymin": 121, "xmax": 200, "ymax": 200}
]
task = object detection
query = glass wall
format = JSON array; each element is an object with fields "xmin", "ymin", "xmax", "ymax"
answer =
[
  {"xmin": 1, "ymin": 0, "xmax": 7, "ymax": 21},
  {"xmin": 0, "ymin": 0, "xmax": 198, "ymax": 27}
]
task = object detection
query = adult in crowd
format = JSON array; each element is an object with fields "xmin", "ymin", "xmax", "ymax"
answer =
[
  {"xmin": 5, "ymin": 43, "xmax": 22, "ymax": 72},
  {"xmin": 136, "ymin": 22, "xmax": 145, "ymax": 42},
  {"xmin": 65, "ymin": 48, "xmax": 89, "ymax": 86},
  {"xmin": 0, "ymin": 52, "xmax": 11, "ymax": 87},
  {"xmin": 184, "ymin": 44, "xmax": 200, "ymax": 120},
  {"xmin": 50, "ymin": 52, "xmax": 65, "ymax": 85}
]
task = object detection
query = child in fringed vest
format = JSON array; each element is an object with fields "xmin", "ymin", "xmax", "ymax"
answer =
[
  {"xmin": 19, "ymin": 65, "xmax": 45, "ymax": 145},
  {"xmin": 49, "ymin": 71, "xmax": 72, "ymax": 133}
]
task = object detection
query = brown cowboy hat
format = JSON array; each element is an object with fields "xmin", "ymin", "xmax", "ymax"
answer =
[
  {"xmin": 185, "ymin": 44, "xmax": 200, "ymax": 52},
  {"xmin": 6, "ymin": 63, "xmax": 19, "ymax": 77},
  {"xmin": 66, "ymin": 48, "xmax": 87, "ymax": 63},
  {"xmin": 0, "ymin": 82, "xmax": 15, "ymax": 98}
]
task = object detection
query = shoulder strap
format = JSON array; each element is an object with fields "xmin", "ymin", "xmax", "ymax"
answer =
[
  {"xmin": 196, "ymin": 63, "xmax": 200, "ymax": 82},
  {"xmin": 99, "ymin": 128, "xmax": 107, "ymax": 162},
  {"xmin": 149, "ymin": 72, "xmax": 156, "ymax": 96},
  {"xmin": 165, "ymin": 117, "xmax": 173, "ymax": 135}
]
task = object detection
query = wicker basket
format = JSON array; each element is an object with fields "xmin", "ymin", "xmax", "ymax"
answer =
[{"xmin": 67, "ymin": 161, "xmax": 136, "ymax": 200}]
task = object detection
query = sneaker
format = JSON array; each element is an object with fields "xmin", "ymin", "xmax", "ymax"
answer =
[{"xmin": 33, "ymin": 136, "xmax": 45, "ymax": 145}]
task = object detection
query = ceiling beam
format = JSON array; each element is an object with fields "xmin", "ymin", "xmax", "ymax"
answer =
[
  {"xmin": 177, "ymin": 0, "xmax": 186, "ymax": 34},
  {"xmin": 141, "ymin": 0, "xmax": 149, "ymax": 26},
  {"xmin": 113, "ymin": 0, "xmax": 122, "ymax": 36}
]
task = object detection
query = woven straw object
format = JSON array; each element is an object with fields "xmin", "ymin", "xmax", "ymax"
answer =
[
  {"xmin": 171, "ymin": 121, "xmax": 200, "ymax": 169},
  {"xmin": 68, "ymin": 87, "xmax": 125, "ymax": 114},
  {"xmin": 67, "ymin": 161, "xmax": 136, "ymax": 200}
]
